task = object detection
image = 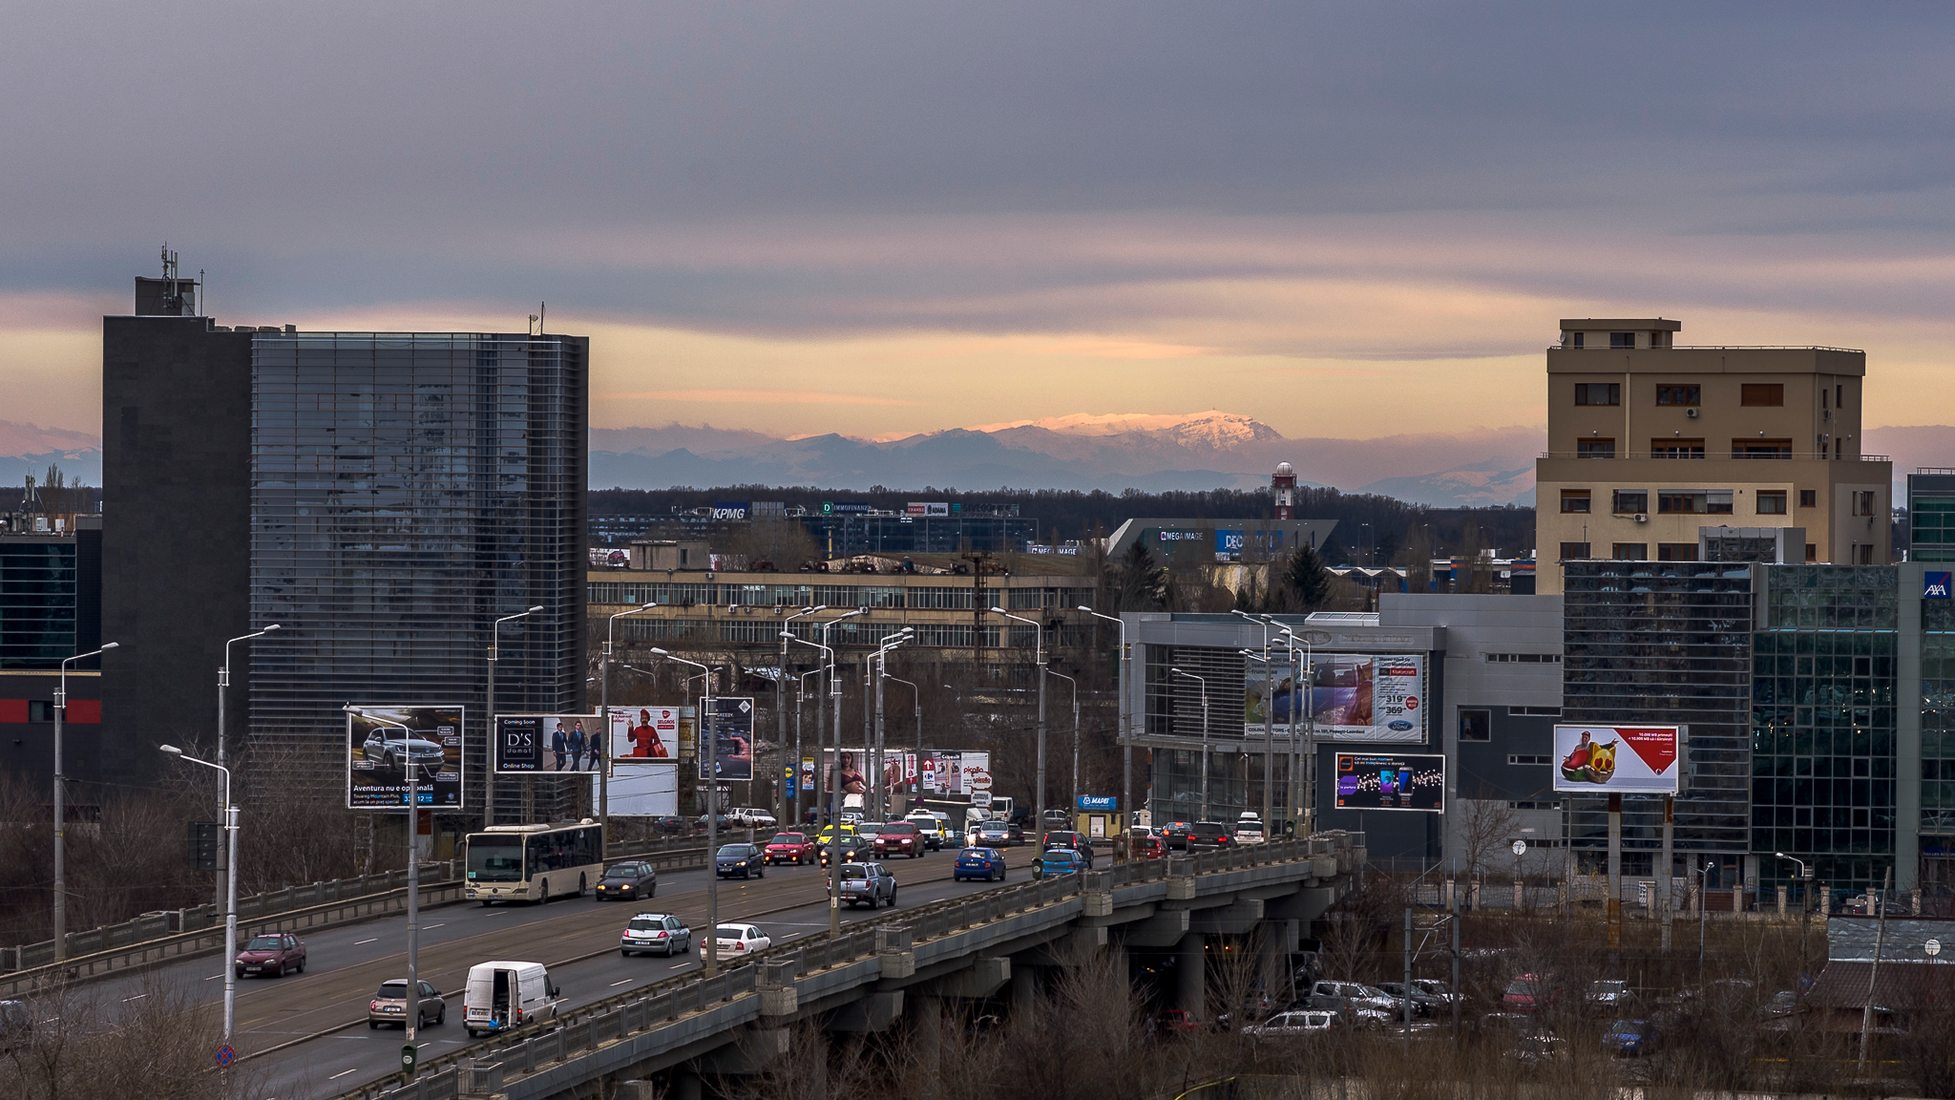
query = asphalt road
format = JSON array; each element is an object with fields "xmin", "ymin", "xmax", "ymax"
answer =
[{"xmin": 132, "ymin": 845, "xmax": 1007, "ymax": 1099}]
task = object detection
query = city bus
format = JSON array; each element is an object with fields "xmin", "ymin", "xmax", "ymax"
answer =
[{"xmin": 465, "ymin": 820, "xmax": 606, "ymax": 904}]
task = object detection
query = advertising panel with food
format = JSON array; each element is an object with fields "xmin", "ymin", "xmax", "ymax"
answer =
[
  {"xmin": 1244, "ymin": 654, "xmax": 1426, "ymax": 743},
  {"xmin": 1551, "ymin": 724, "xmax": 1682, "ymax": 795},
  {"xmin": 347, "ymin": 705, "xmax": 465, "ymax": 809},
  {"xmin": 1331, "ymin": 752, "xmax": 1446, "ymax": 813}
]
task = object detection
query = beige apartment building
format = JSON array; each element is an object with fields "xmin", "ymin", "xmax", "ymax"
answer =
[{"xmin": 1534, "ymin": 318, "xmax": 1891, "ymax": 595}]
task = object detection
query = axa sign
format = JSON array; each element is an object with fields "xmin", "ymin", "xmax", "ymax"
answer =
[{"xmin": 1927, "ymin": 571, "xmax": 1952, "ymax": 600}]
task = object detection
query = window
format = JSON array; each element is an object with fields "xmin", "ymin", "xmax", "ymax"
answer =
[
  {"xmin": 1837, "ymin": 384, "xmax": 1843, "ymax": 407},
  {"xmin": 1508, "ymin": 754, "xmax": 1552, "ymax": 767},
  {"xmin": 1458, "ymin": 708, "xmax": 1491, "ymax": 743},
  {"xmin": 1799, "ymin": 489, "xmax": 1817, "ymax": 508},
  {"xmin": 1611, "ymin": 542, "xmax": 1647, "ymax": 560},
  {"xmin": 1853, "ymin": 491, "xmax": 1876, "ymax": 517},
  {"xmin": 1741, "ymin": 383, "xmax": 1784, "ymax": 407},
  {"xmin": 1571, "ymin": 332, "xmax": 1585, "ymax": 349},
  {"xmin": 1610, "ymin": 332, "xmax": 1635, "ymax": 349},
  {"xmin": 1577, "ymin": 438, "xmax": 1616, "ymax": 459},
  {"xmin": 1558, "ymin": 541, "xmax": 1591, "ymax": 561},
  {"xmin": 1732, "ymin": 438, "xmax": 1793, "ymax": 459},
  {"xmin": 1706, "ymin": 490, "xmax": 1733, "ymax": 515},
  {"xmin": 1657, "ymin": 543, "xmax": 1697, "ymax": 562},
  {"xmin": 1658, "ymin": 491, "xmax": 1706, "ymax": 514},
  {"xmin": 1573, "ymin": 383, "xmax": 1620, "ymax": 406},
  {"xmin": 1485, "ymin": 653, "xmax": 1561, "ymax": 664},
  {"xmin": 1650, "ymin": 438, "xmax": 1705, "ymax": 459},
  {"xmin": 1656, "ymin": 384, "xmax": 1701, "ymax": 406},
  {"xmin": 1612, "ymin": 489, "xmax": 1648, "ymax": 514},
  {"xmin": 1757, "ymin": 491, "xmax": 1787, "ymax": 515},
  {"xmin": 1805, "ymin": 543, "xmax": 1817, "ymax": 562},
  {"xmin": 1509, "ymin": 706, "xmax": 1562, "ymax": 717},
  {"xmin": 1855, "ymin": 543, "xmax": 1875, "ymax": 565},
  {"xmin": 1560, "ymin": 490, "xmax": 1590, "ymax": 514}
]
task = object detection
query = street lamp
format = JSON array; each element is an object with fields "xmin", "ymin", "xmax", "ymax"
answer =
[
  {"xmin": 989, "ymin": 607, "xmax": 1047, "ymax": 830},
  {"xmin": 815, "ymin": 608, "xmax": 866, "ymax": 938},
  {"xmin": 1776, "ymin": 851, "xmax": 1815, "ymax": 967},
  {"xmin": 54, "ymin": 641, "xmax": 118, "ymax": 962},
  {"xmin": 1233, "ymin": 611, "xmax": 1277, "ymax": 833},
  {"xmin": 1046, "ymin": 668, "xmax": 1079, "ymax": 818},
  {"xmin": 777, "ymin": 606, "xmax": 826, "ymax": 823},
  {"xmin": 794, "ymin": 667, "xmax": 824, "ymax": 819},
  {"xmin": 216, "ymin": 626, "xmax": 279, "ymax": 911},
  {"xmin": 650, "ymin": 648, "xmax": 723, "ymax": 974},
  {"xmin": 343, "ymin": 706, "xmax": 426, "ymax": 1042},
  {"xmin": 782, "ymin": 633, "xmax": 837, "ymax": 826},
  {"xmin": 1077, "ymin": 606, "xmax": 1133, "ymax": 833},
  {"xmin": 1698, "ymin": 859, "xmax": 1717, "ymax": 980},
  {"xmin": 884, "ymin": 673, "xmax": 920, "ymax": 806},
  {"xmin": 160, "ymin": 744, "xmax": 237, "ymax": 1043},
  {"xmin": 485, "ymin": 607, "xmax": 543, "ymax": 830},
  {"xmin": 869, "ymin": 629, "xmax": 914, "ymax": 821},
  {"xmin": 1170, "ymin": 667, "xmax": 1211, "ymax": 820},
  {"xmin": 1276, "ymin": 626, "xmax": 1315, "ymax": 834},
  {"xmin": 600, "ymin": 602, "xmax": 660, "ymax": 827}
]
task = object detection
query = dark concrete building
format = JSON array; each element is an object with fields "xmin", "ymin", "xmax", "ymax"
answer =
[{"xmin": 0, "ymin": 519, "xmax": 104, "ymax": 786}]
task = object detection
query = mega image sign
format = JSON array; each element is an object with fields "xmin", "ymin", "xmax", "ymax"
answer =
[
  {"xmin": 1552, "ymin": 724, "xmax": 1683, "ymax": 795},
  {"xmin": 1244, "ymin": 654, "xmax": 1425, "ymax": 744},
  {"xmin": 347, "ymin": 705, "xmax": 465, "ymax": 809}
]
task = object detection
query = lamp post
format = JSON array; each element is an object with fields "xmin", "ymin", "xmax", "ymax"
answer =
[
  {"xmin": 816, "ymin": 608, "xmax": 865, "ymax": 938},
  {"xmin": 160, "ymin": 744, "xmax": 237, "ymax": 1043},
  {"xmin": 1077, "ymin": 606, "xmax": 1132, "ymax": 832},
  {"xmin": 344, "ymin": 706, "xmax": 424, "ymax": 1042},
  {"xmin": 1697, "ymin": 859, "xmax": 1716, "ymax": 981},
  {"xmin": 54, "ymin": 641, "xmax": 118, "ymax": 962},
  {"xmin": 651, "ymin": 649, "xmax": 721, "ymax": 974},
  {"xmin": 1776, "ymin": 851, "xmax": 1815, "ymax": 969},
  {"xmin": 783, "ymin": 634, "xmax": 837, "ymax": 823},
  {"xmin": 989, "ymin": 608, "xmax": 1046, "ymax": 830},
  {"xmin": 485, "ymin": 607, "xmax": 542, "ymax": 830},
  {"xmin": 1234, "ymin": 611, "xmax": 1277, "ymax": 834},
  {"xmin": 884, "ymin": 673, "xmax": 919, "ymax": 807},
  {"xmin": 869, "ymin": 629, "xmax": 913, "ymax": 821},
  {"xmin": 217, "ymin": 626, "xmax": 278, "ymax": 911},
  {"xmin": 795, "ymin": 667, "xmax": 823, "ymax": 819},
  {"xmin": 600, "ymin": 602, "xmax": 660, "ymax": 827},
  {"xmin": 1046, "ymin": 668, "xmax": 1079, "ymax": 817},
  {"xmin": 777, "ymin": 606, "xmax": 825, "ymax": 824},
  {"xmin": 1277, "ymin": 627, "xmax": 1315, "ymax": 834},
  {"xmin": 1170, "ymin": 668, "xmax": 1210, "ymax": 820}
]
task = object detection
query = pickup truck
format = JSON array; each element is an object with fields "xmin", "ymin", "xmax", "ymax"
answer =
[{"xmin": 838, "ymin": 861, "xmax": 898, "ymax": 908}]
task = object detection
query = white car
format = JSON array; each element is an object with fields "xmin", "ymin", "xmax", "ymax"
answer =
[
  {"xmin": 1235, "ymin": 813, "xmax": 1267, "ymax": 845},
  {"xmin": 701, "ymin": 922, "xmax": 771, "ymax": 961},
  {"xmin": 730, "ymin": 807, "xmax": 777, "ymax": 828},
  {"xmin": 1241, "ymin": 1010, "xmax": 1336, "ymax": 1038}
]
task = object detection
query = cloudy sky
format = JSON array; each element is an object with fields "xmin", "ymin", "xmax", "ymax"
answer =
[{"xmin": 6, "ymin": 3, "xmax": 1953, "ymax": 442}]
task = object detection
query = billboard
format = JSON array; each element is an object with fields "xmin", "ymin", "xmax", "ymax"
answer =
[
  {"xmin": 591, "ymin": 765, "xmax": 679, "ymax": 816},
  {"xmin": 1332, "ymin": 752, "xmax": 1445, "ymax": 813},
  {"xmin": 494, "ymin": 713, "xmax": 603, "ymax": 774},
  {"xmin": 607, "ymin": 706, "xmax": 681, "ymax": 764},
  {"xmin": 1552, "ymin": 724, "xmax": 1682, "ymax": 795},
  {"xmin": 700, "ymin": 697, "xmax": 755, "ymax": 781},
  {"xmin": 1243, "ymin": 654, "xmax": 1426, "ymax": 744},
  {"xmin": 347, "ymin": 705, "xmax": 465, "ymax": 810}
]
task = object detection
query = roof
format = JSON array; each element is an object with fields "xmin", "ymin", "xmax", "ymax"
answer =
[{"xmin": 1806, "ymin": 960, "xmax": 1955, "ymax": 1011}]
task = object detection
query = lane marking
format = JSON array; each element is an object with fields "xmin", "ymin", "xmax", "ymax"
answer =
[
  {"xmin": 609, "ymin": 978, "xmax": 634, "ymax": 987},
  {"xmin": 122, "ymin": 993, "xmax": 148, "ymax": 1003},
  {"xmin": 354, "ymin": 937, "xmax": 379, "ymax": 945},
  {"xmin": 327, "ymin": 1068, "xmax": 358, "ymax": 1081},
  {"xmin": 205, "ymin": 974, "xmax": 223, "ymax": 981},
  {"xmin": 424, "ymin": 923, "xmax": 446, "ymax": 930}
]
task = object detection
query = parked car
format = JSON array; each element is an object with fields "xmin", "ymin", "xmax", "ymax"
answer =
[
  {"xmin": 368, "ymin": 978, "xmax": 445, "ymax": 1029},
  {"xmin": 1041, "ymin": 831, "xmax": 1094, "ymax": 863},
  {"xmin": 1187, "ymin": 821, "xmax": 1236, "ymax": 850},
  {"xmin": 977, "ymin": 820, "xmax": 1014, "ymax": 847},
  {"xmin": 1376, "ymin": 981, "xmax": 1442, "ymax": 1018},
  {"xmin": 361, "ymin": 730, "xmax": 445, "ymax": 773},
  {"xmin": 1155, "ymin": 1008, "xmax": 1203, "ymax": 1036},
  {"xmin": 821, "ymin": 835, "xmax": 873, "ymax": 867},
  {"xmin": 1241, "ymin": 1010, "xmax": 1336, "ymax": 1039},
  {"xmin": 1409, "ymin": 979, "xmax": 1461, "ymax": 1011},
  {"xmin": 873, "ymin": 821, "xmax": 924, "ymax": 859},
  {"xmin": 235, "ymin": 932, "xmax": 306, "ymax": 978},
  {"xmin": 620, "ymin": 912, "xmax": 692, "ymax": 957},
  {"xmin": 1160, "ymin": 821, "xmax": 1195, "ymax": 850},
  {"xmin": 0, "ymin": 999, "xmax": 28, "ymax": 1054},
  {"xmin": 1585, "ymin": 979, "xmax": 1636, "ymax": 1011},
  {"xmin": 701, "ymin": 923, "xmax": 771, "ymax": 961},
  {"xmin": 1033, "ymin": 848, "xmax": 1088, "ymax": 879},
  {"xmin": 651, "ymin": 815, "xmax": 689, "ymax": 835},
  {"xmin": 764, "ymin": 832, "xmax": 817, "ymax": 865},
  {"xmin": 905, "ymin": 812, "xmax": 949, "ymax": 850},
  {"xmin": 1234, "ymin": 813, "xmax": 1268, "ymax": 845},
  {"xmin": 838, "ymin": 861, "xmax": 899, "ymax": 908},
  {"xmin": 1601, "ymin": 1017, "xmax": 1659, "ymax": 1057},
  {"xmin": 595, "ymin": 861, "xmax": 657, "ymax": 901},
  {"xmin": 1502, "ymin": 973, "xmax": 1554, "ymax": 1013},
  {"xmin": 729, "ymin": 807, "xmax": 777, "ymax": 827},
  {"xmin": 954, "ymin": 846, "xmax": 1008, "ymax": 882},
  {"xmin": 714, "ymin": 843, "xmax": 766, "ymax": 879},
  {"xmin": 1307, "ymin": 981, "xmax": 1395, "ymax": 1025}
]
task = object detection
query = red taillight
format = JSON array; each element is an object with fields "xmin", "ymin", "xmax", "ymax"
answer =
[
  {"xmin": 369, "ymin": 1000, "xmax": 381, "ymax": 1012},
  {"xmin": 735, "ymin": 941, "xmax": 746, "ymax": 951},
  {"xmin": 656, "ymin": 930, "xmax": 668, "ymax": 938}
]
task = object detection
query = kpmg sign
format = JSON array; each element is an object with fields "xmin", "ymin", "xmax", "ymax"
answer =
[
  {"xmin": 1927, "ymin": 571, "xmax": 1952, "ymax": 600},
  {"xmin": 709, "ymin": 501, "xmax": 750, "ymax": 521}
]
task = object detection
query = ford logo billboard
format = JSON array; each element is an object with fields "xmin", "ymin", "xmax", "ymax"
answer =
[{"xmin": 1387, "ymin": 719, "xmax": 1415, "ymax": 732}]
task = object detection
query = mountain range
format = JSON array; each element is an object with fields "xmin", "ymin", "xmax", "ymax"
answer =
[{"xmin": 9, "ymin": 413, "xmax": 1954, "ymax": 510}]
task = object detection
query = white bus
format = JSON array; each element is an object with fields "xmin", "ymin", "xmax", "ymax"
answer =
[{"xmin": 465, "ymin": 820, "xmax": 606, "ymax": 904}]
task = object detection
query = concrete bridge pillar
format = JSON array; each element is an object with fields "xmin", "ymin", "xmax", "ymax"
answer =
[
  {"xmin": 668, "ymin": 1068, "xmax": 704, "ymax": 1100},
  {"xmin": 1009, "ymin": 961, "xmax": 1037, "ymax": 1017},
  {"xmin": 1174, "ymin": 931, "xmax": 1206, "ymax": 1018},
  {"xmin": 913, "ymin": 996, "xmax": 944, "ymax": 1078}
]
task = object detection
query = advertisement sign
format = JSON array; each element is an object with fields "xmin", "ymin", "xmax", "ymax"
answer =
[
  {"xmin": 700, "ymin": 697, "xmax": 755, "ymax": 781},
  {"xmin": 1244, "ymin": 654, "xmax": 1425, "ymax": 744},
  {"xmin": 906, "ymin": 501, "xmax": 950, "ymax": 517},
  {"xmin": 1077, "ymin": 795, "xmax": 1118, "ymax": 811},
  {"xmin": 608, "ymin": 706, "xmax": 680, "ymax": 764},
  {"xmin": 709, "ymin": 501, "xmax": 750, "ymax": 521},
  {"xmin": 347, "ymin": 705, "xmax": 465, "ymax": 810},
  {"xmin": 1551, "ymin": 724, "xmax": 1683, "ymax": 795},
  {"xmin": 1215, "ymin": 529, "xmax": 1246, "ymax": 561},
  {"xmin": 494, "ymin": 713, "xmax": 603, "ymax": 774},
  {"xmin": 1928, "ymin": 571, "xmax": 1952, "ymax": 600},
  {"xmin": 1331, "ymin": 752, "xmax": 1445, "ymax": 813},
  {"xmin": 593, "ymin": 765, "xmax": 679, "ymax": 816}
]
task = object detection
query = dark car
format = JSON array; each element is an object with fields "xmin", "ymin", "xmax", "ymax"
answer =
[
  {"xmin": 873, "ymin": 821, "xmax": 923, "ymax": 859},
  {"xmin": 595, "ymin": 860, "xmax": 657, "ymax": 901},
  {"xmin": 1033, "ymin": 848, "xmax": 1087, "ymax": 878},
  {"xmin": 838, "ymin": 861, "xmax": 899, "ymax": 908},
  {"xmin": 954, "ymin": 846, "xmax": 1008, "ymax": 881},
  {"xmin": 0, "ymin": 999, "xmax": 27, "ymax": 1054},
  {"xmin": 368, "ymin": 978, "xmax": 445, "ymax": 1029},
  {"xmin": 651, "ymin": 815, "xmax": 689, "ymax": 835},
  {"xmin": 1187, "ymin": 821, "xmax": 1235, "ymax": 849},
  {"xmin": 1160, "ymin": 821, "xmax": 1195, "ymax": 850},
  {"xmin": 234, "ymin": 932, "xmax": 306, "ymax": 978},
  {"xmin": 714, "ymin": 843, "xmax": 766, "ymax": 879},
  {"xmin": 1041, "ymin": 831, "xmax": 1094, "ymax": 864},
  {"xmin": 1006, "ymin": 821, "xmax": 1026, "ymax": 845},
  {"xmin": 1376, "ymin": 981, "xmax": 1442, "ymax": 1018},
  {"xmin": 821, "ymin": 835, "xmax": 873, "ymax": 867}
]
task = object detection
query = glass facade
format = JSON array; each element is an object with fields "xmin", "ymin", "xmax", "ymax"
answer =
[
  {"xmin": 1563, "ymin": 561, "xmax": 1756, "ymax": 867},
  {"xmin": 1910, "ymin": 473, "xmax": 1955, "ymax": 563},
  {"xmin": 1922, "ymin": 596, "xmax": 1955, "ymax": 893},
  {"xmin": 0, "ymin": 538, "xmax": 76, "ymax": 668},
  {"xmin": 1752, "ymin": 567, "xmax": 1897, "ymax": 888},
  {"xmin": 246, "ymin": 333, "xmax": 586, "ymax": 812}
]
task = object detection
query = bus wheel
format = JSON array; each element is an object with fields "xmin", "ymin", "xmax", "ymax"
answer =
[
  {"xmin": 539, "ymin": 879, "xmax": 549, "ymax": 902},
  {"xmin": 578, "ymin": 873, "xmax": 588, "ymax": 897}
]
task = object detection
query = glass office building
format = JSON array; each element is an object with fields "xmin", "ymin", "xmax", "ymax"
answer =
[
  {"xmin": 0, "ymin": 537, "xmax": 78, "ymax": 668},
  {"xmin": 246, "ymin": 333, "xmax": 587, "ymax": 814},
  {"xmin": 1911, "ymin": 471, "xmax": 1955, "ymax": 563}
]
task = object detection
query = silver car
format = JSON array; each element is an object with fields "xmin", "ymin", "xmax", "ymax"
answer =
[
  {"xmin": 620, "ymin": 912, "xmax": 692, "ymax": 957},
  {"xmin": 361, "ymin": 730, "xmax": 446, "ymax": 772},
  {"xmin": 838, "ymin": 861, "xmax": 898, "ymax": 909}
]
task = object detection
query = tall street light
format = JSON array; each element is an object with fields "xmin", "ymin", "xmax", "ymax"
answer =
[
  {"xmin": 54, "ymin": 641, "xmax": 118, "ymax": 962},
  {"xmin": 814, "ymin": 607, "xmax": 866, "ymax": 940},
  {"xmin": 1234, "ymin": 611, "xmax": 1281, "ymax": 839},
  {"xmin": 1046, "ymin": 668, "xmax": 1079, "ymax": 819},
  {"xmin": 343, "ymin": 706, "xmax": 425, "ymax": 1043},
  {"xmin": 217, "ymin": 625, "xmax": 279, "ymax": 911},
  {"xmin": 989, "ymin": 607, "xmax": 1046, "ymax": 830},
  {"xmin": 600, "ymin": 602, "xmax": 659, "ymax": 827},
  {"xmin": 776, "ymin": 606, "xmax": 825, "ymax": 824},
  {"xmin": 884, "ymin": 673, "xmax": 919, "ymax": 807},
  {"xmin": 869, "ymin": 629, "xmax": 914, "ymax": 821},
  {"xmin": 1078, "ymin": 606, "xmax": 1133, "ymax": 836},
  {"xmin": 1169, "ymin": 667, "xmax": 1210, "ymax": 820},
  {"xmin": 1776, "ymin": 850, "xmax": 1815, "ymax": 967},
  {"xmin": 782, "ymin": 634, "xmax": 836, "ymax": 826},
  {"xmin": 1277, "ymin": 626, "xmax": 1315, "ymax": 835},
  {"xmin": 484, "ymin": 607, "xmax": 542, "ymax": 830},
  {"xmin": 794, "ymin": 667, "xmax": 824, "ymax": 819},
  {"xmin": 651, "ymin": 648, "xmax": 722, "ymax": 974},
  {"xmin": 160, "ymin": 744, "xmax": 237, "ymax": 1043}
]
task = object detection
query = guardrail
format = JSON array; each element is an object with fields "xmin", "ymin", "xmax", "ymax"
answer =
[
  {"xmin": 329, "ymin": 830, "xmax": 1362, "ymax": 1100},
  {"xmin": 0, "ymin": 836, "xmax": 712, "ymax": 998}
]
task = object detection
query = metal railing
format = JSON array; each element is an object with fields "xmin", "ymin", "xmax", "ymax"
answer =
[{"xmin": 1540, "ymin": 451, "xmax": 1890, "ymax": 463}]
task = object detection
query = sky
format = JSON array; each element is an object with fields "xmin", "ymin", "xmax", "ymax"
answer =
[{"xmin": 5, "ymin": 3, "xmax": 1955, "ymax": 442}]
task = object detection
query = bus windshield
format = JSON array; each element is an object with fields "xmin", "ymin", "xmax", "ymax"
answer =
[{"xmin": 467, "ymin": 835, "xmax": 524, "ymax": 882}]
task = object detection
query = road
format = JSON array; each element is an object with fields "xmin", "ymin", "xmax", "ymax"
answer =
[{"xmin": 90, "ymin": 845, "xmax": 1008, "ymax": 1099}]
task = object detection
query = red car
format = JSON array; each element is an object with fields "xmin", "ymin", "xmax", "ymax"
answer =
[
  {"xmin": 1155, "ymin": 1008, "xmax": 1202, "ymax": 1035},
  {"xmin": 873, "ymin": 822, "xmax": 923, "ymax": 859},
  {"xmin": 763, "ymin": 831, "xmax": 817, "ymax": 865},
  {"xmin": 1132, "ymin": 835, "xmax": 1167, "ymax": 860},
  {"xmin": 235, "ymin": 931, "xmax": 306, "ymax": 978},
  {"xmin": 1502, "ymin": 973, "xmax": 1553, "ymax": 1013}
]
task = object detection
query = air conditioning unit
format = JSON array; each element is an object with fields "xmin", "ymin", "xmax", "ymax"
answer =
[
  {"xmin": 1685, "ymin": 407, "xmax": 1700, "ymax": 419},
  {"xmin": 1634, "ymin": 513, "xmax": 1649, "ymax": 524}
]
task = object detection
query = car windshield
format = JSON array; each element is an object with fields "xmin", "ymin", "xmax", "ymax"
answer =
[
  {"xmin": 772, "ymin": 833, "xmax": 805, "ymax": 843},
  {"xmin": 717, "ymin": 845, "xmax": 752, "ymax": 856},
  {"xmin": 375, "ymin": 981, "xmax": 408, "ymax": 998},
  {"xmin": 960, "ymin": 848, "xmax": 989, "ymax": 858},
  {"xmin": 245, "ymin": 935, "xmax": 284, "ymax": 950},
  {"xmin": 882, "ymin": 823, "xmax": 915, "ymax": 834},
  {"xmin": 602, "ymin": 864, "xmax": 637, "ymax": 877}
]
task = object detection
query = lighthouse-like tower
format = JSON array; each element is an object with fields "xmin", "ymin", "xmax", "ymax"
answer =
[{"xmin": 1271, "ymin": 461, "xmax": 1296, "ymax": 520}]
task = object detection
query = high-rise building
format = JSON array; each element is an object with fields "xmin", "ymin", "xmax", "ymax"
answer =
[
  {"xmin": 1908, "ymin": 470, "xmax": 1955, "ymax": 562},
  {"xmin": 102, "ymin": 268, "xmax": 586, "ymax": 815},
  {"xmin": 1535, "ymin": 318, "xmax": 1891, "ymax": 595}
]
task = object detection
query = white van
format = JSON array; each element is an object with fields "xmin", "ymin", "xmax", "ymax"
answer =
[{"xmin": 464, "ymin": 960, "xmax": 562, "ymax": 1038}]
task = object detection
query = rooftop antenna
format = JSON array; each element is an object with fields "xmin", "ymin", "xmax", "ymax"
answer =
[{"xmin": 538, "ymin": 301, "xmax": 545, "ymax": 334}]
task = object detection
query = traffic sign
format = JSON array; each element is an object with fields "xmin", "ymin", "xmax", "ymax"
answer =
[
  {"xmin": 213, "ymin": 1043, "xmax": 237, "ymax": 1068},
  {"xmin": 1511, "ymin": 840, "xmax": 1527, "ymax": 857},
  {"xmin": 972, "ymin": 790, "xmax": 992, "ymax": 809},
  {"xmin": 1929, "ymin": 938, "xmax": 1943, "ymax": 958}
]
